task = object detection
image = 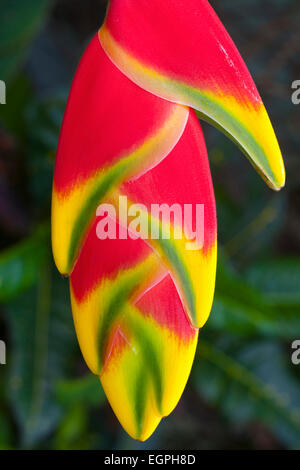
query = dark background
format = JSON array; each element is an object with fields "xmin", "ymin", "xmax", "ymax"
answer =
[{"xmin": 0, "ymin": 0, "xmax": 300, "ymax": 450}]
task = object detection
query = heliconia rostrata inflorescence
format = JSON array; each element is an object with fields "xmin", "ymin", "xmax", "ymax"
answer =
[{"xmin": 52, "ymin": 0, "xmax": 285, "ymax": 441}]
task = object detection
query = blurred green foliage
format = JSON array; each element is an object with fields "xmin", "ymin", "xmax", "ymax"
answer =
[
  {"xmin": 0, "ymin": 1, "xmax": 51, "ymax": 82},
  {"xmin": 0, "ymin": 0, "xmax": 299, "ymax": 450}
]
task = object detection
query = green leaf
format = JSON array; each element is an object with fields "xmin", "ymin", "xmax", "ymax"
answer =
[
  {"xmin": 0, "ymin": 413, "xmax": 13, "ymax": 449},
  {"xmin": 24, "ymin": 94, "xmax": 67, "ymax": 208},
  {"xmin": 54, "ymin": 404, "xmax": 91, "ymax": 450},
  {"xmin": 210, "ymin": 255, "xmax": 300, "ymax": 339},
  {"xmin": 194, "ymin": 339, "xmax": 300, "ymax": 449},
  {"xmin": 0, "ymin": 0, "xmax": 51, "ymax": 81},
  {"xmin": 0, "ymin": 74, "xmax": 32, "ymax": 136},
  {"xmin": 245, "ymin": 259, "xmax": 300, "ymax": 306},
  {"xmin": 223, "ymin": 195, "xmax": 286, "ymax": 263},
  {"xmin": 4, "ymin": 266, "xmax": 77, "ymax": 447},
  {"xmin": 55, "ymin": 374, "xmax": 106, "ymax": 408},
  {"xmin": 25, "ymin": 94, "xmax": 66, "ymax": 151},
  {"xmin": 0, "ymin": 224, "xmax": 50, "ymax": 303}
]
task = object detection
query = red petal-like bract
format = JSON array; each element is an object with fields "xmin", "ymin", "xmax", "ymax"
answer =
[
  {"xmin": 100, "ymin": 0, "xmax": 285, "ymax": 190},
  {"xmin": 52, "ymin": 35, "xmax": 188, "ymax": 275}
]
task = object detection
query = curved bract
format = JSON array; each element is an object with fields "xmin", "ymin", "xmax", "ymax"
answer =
[
  {"xmin": 52, "ymin": 0, "xmax": 285, "ymax": 442},
  {"xmin": 120, "ymin": 112, "xmax": 217, "ymax": 328},
  {"xmin": 52, "ymin": 35, "xmax": 188, "ymax": 275},
  {"xmin": 100, "ymin": 0, "xmax": 285, "ymax": 190}
]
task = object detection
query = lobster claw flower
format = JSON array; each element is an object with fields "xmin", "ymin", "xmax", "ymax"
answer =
[{"xmin": 52, "ymin": 0, "xmax": 285, "ymax": 441}]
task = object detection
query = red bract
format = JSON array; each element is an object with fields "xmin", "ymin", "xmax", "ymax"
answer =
[{"xmin": 100, "ymin": 0, "xmax": 285, "ymax": 190}]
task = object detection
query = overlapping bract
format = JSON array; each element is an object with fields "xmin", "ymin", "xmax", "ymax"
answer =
[
  {"xmin": 52, "ymin": 35, "xmax": 189, "ymax": 275},
  {"xmin": 52, "ymin": 0, "xmax": 285, "ymax": 441}
]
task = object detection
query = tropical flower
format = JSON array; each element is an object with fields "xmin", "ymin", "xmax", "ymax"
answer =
[{"xmin": 52, "ymin": 0, "xmax": 285, "ymax": 441}]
